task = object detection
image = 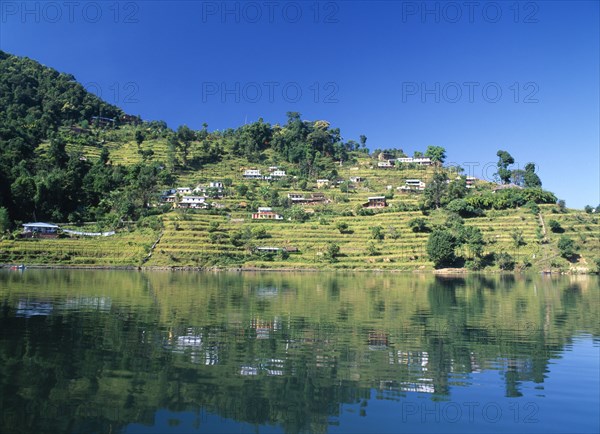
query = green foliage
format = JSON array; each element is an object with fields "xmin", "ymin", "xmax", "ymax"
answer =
[
  {"xmin": 525, "ymin": 201, "xmax": 540, "ymax": 215},
  {"xmin": 0, "ymin": 207, "xmax": 10, "ymax": 232},
  {"xmin": 370, "ymin": 226, "xmax": 384, "ymax": 240},
  {"xmin": 557, "ymin": 199, "xmax": 566, "ymax": 212},
  {"xmin": 496, "ymin": 252, "xmax": 515, "ymax": 270},
  {"xmin": 557, "ymin": 236, "xmax": 576, "ymax": 259},
  {"xmin": 426, "ymin": 229, "xmax": 457, "ymax": 268},
  {"xmin": 286, "ymin": 206, "xmax": 308, "ymax": 222},
  {"xmin": 496, "ymin": 150, "xmax": 514, "ymax": 184},
  {"xmin": 208, "ymin": 221, "xmax": 220, "ymax": 233},
  {"xmin": 366, "ymin": 241, "xmax": 379, "ymax": 256},
  {"xmin": 324, "ymin": 242, "xmax": 340, "ymax": 262},
  {"xmin": 423, "ymin": 171, "xmax": 448, "ymax": 209},
  {"xmin": 408, "ymin": 217, "xmax": 430, "ymax": 233},
  {"xmin": 548, "ymin": 219, "xmax": 563, "ymax": 233},
  {"xmin": 446, "ymin": 199, "xmax": 480, "ymax": 218},
  {"xmin": 465, "ymin": 188, "xmax": 556, "ymax": 211},
  {"xmin": 523, "ymin": 163, "xmax": 542, "ymax": 188},
  {"xmin": 424, "ymin": 146, "xmax": 446, "ymax": 164},
  {"xmin": 510, "ymin": 229, "xmax": 526, "ymax": 248},
  {"xmin": 584, "ymin": 205, "xmax": 593, "ymax": 214},
  {"xmin": 336, "ymin": 221, "xmax": 349, "ymax": 233}
]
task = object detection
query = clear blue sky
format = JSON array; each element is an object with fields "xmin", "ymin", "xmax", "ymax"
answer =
[{"xmin": 1, "ymin": 1, "xmax": 598, "ymax": 208}]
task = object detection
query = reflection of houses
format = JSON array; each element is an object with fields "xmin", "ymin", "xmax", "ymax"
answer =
[
  {"xmin": 252, "ymin": 207, "xmax": 284, "ymax": 220},
  {"xmin": 397, "ymin": 157, "xmax": 432, "ymax": 165},
  {"xmin": 251, "ymin": 317, "xmax": 281, "ymax": 339},
  {"xmin": 363, "ymin": 196, "xmax": 387, "ymax": 208},
  {"xmin": 368, "ymin": 331, "xmax": 389, "ymax": 351},
  {"xmin": 287, "ymin": 193, "xmax": 328, "ymax": 204},
  {"xmin": 22, "ymin": 222, "xmax": 60, "ymax": 238},
  {"xmin": 398, "ymin": 179, "xmax": 426, "ymax": 192},
  {"xmin": 16, "ymin": 300, "xmax": 53, "ymax": 317}
]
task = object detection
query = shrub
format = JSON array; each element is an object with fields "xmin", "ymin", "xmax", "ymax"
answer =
[
  {"xmin": 336, "ymin": 222, "xmax": 349, "ymax": 234},
  {"xmin": 324, "ymin": 242, "xmax": 340, "ymax": 262},
  {"xmin": 408, "ymin": 218, "xmax": 430, "ymax": 233},
  {"xmin": 548, "ymin": 219, "xmax": 563, "ymax": 233},
  {"xmin": 366, "ymin": 241, "xmax": 379, "ymax": 256},
  {"xmin": 557, "ymin": 236, "xmax": 576, "ymax": 259},
  {"xmin": 371, "ymin": 226, "xmax": 384, "ymax": 240},
  {"xmin": 496, "ymin": 252, "xmax": 515, "ymax": 271}
]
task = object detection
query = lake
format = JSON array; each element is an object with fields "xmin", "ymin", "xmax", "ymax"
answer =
[{"xmin": 0, "ymin": 270, "xmax": 598, "ymax": 434}]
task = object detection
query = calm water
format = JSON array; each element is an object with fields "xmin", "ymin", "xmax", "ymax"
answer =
[{"xmin": 0, "ymin": 270, "xmax": 598, "ymax": 434}]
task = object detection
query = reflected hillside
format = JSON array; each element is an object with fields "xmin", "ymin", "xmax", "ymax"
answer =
[{"xmin": 0, "ymin": 271, "xmax": 598, "ymax": 433}]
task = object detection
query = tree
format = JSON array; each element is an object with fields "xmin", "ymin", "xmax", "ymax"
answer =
[
  {"xmin": 557, "ymin": 199, "xmax": 566, "ymax": 212},
  {"xmin": 371, "ymin": 225, "xmax": 384, "ymax": 240},
  {"xmin": 424, "ymin": 146, "xmax": 446, "ymax": 165},
  {"xmin": 496, "ymin": 150, "xmax": 514, "ymax": 184},
  {"xmin": 423, "ymin": 171, "xmax": 448, "ymax": 209},
  {"xmin": 336, "ymin": 221, "xmax": 349, "ymax": 234},
  {"xmin": 523, "ymin": 163, "xmax": 542, "ymax": 188},
  {"xmin": 0, "ymin": 207, "xmax": 10, "ymax": 232},
  {"xmin": 584, "ymin": 205, "xmax": 593, "ymax": 214},
  {"xmin": 408, "ymin": 218, "xmax": 430, "ymax": 233},
  {"xmin": 324, "ymin": 242, "xmax": 340, "ymax": 262},
  {"xmin": 496, "ymin": 252, "xmax": 515, "ymax": 270},
  {"xmin": 461, "ymin": 226, "xmax": 484, "ymax": 258},
  {"xmin": 557, "ymin": 236, "xmax": 576, "ymax": 259},
  {"xmin": 135, "ymin": 130, "xmax": 145, "ymax": 147},
  {"xmin": 366, "ymin": 241, "xmax": 379, "ymax": 256},
  {"xmin": 548, "ymin": 219, "xmax": 563, "ymax": 233},
  {"xmin": 510, "ymin": 228, "xmax": 526, "ymax": 248},
  {"xmin": 426, "ymin": 229, "xmax": 457, "ymax": 268}
]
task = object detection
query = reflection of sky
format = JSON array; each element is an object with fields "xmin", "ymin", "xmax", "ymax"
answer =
[{"xmin": 121, "ymin": 337, "xmax": 599, "ymax": 434}]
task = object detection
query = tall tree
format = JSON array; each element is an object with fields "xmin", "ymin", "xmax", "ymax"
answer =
[
  {"xmin": 496, "ymin": 150, "xmax": 514, "ymax": 184},
  {"xmin": 425, "ymin": 146, "xmax": 446, "ymax": 165}
]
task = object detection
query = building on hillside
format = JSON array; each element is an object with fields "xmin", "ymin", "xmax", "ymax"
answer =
[
  {"xmin": 377, "ymin": 160, "xmax": 394, "ymax": 169},
  {"xmin": 176, "ymin": 196, "xmax": 207, "ymax": 209},
  {"xmin": 398, "ymin": 179, "xmax": 426, "ymax": 192},
  {"xmin": 243, "ymin": 169, "xmax": 263, "ymax": 179},
  {"xmin": 363, "ymin": 196, "xmax": 387, "ymax": 208},
  {"xmin": 396, "ymin": 157, "xmax": 432, "ymax": 166},
  {"xmin": 492, "ymin": 184, "xmax": 523, "ymax": 193},
  {"xmin": 252, "ymin": 207, "xmax": 284, "ymax": 220},
  {"xmin": 176, "ymin": 187, "xmax": 193, "ymax": 195},
  {"xmin": 194, "ymin": 182, "xmax": 224, "ymax": 197},
  {"xmin": 270, "ymin": 170, "xmax": 287, "ymax": 179},
  {"xmin": 287, "ymin": 193, "xmax": 328, "ymax": 204},
  {"xmin": 349, "ymin": 176, "xmax": 365, "ymax": 183},
  {"xmin": 466, "ymin": 176, "xmax": 476, "ymax": 188},
  {"xmin": 316, "ymin": 179, "xmax": 330, "ymax": 188},
  {"xmin": 22, "ymin": 223, "xmax": 60, "ymax": 238}
]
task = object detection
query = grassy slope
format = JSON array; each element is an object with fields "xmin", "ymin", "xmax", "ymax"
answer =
[{"xmin": 2, "ymin": 130, "xmax": 598, "ymax": 271}]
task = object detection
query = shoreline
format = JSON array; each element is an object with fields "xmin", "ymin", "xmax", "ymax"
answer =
[{"xmin": 0, "ymin": 263, "xmax": 593, "ymax": 275}]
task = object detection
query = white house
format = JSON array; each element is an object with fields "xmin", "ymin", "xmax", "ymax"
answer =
[
  {"xmin": 398, "ymin": 179, "xmax": 426, "ymax": 192},
  {"xmin": 177, "ymin": 196, "xmax": 207, "ymax": 209},
  {"xmin": 271, "ymin": 170, "xmax": 287, "ymax": 178},
  {"xmin": 396, "ymin": 157, "xmax": 432, "ymax": 165},
  {"xmin": 316, "ymin": 179, "xmax": 329, "ymax": 188},
  {"xmin": 252, "ymin": 207, "xmax": 284, "ymax": 220},
  {"xmin": 377, "ymin": 160, "xmax": 394, "ymax": 168},
  {"xmin": 176, "ymin": 187, "xmax": 193, "ymax": 195},
  {"xmin": 243, "ymin": 169, "xmax": 263, "ymax": 179}
]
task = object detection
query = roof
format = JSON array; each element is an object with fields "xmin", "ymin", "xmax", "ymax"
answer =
[
  {"xmin": 22, "ymin": 222, "xmax": 59, "ymax": 229},
  {"xmin": 368, "ymin": 196, "xmax": 386, "ymax": 200}
]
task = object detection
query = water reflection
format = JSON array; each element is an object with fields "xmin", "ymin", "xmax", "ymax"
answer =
[{"xmin": 0, "ymin": 271, "xmax": 598, "ymax": 434}]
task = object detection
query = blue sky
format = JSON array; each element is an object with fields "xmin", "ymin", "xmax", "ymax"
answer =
[{"xmin": 1, "ymin": 1, "xmax": 598, "ymax": 208}]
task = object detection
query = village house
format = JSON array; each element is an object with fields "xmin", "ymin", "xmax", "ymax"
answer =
[
  {"xmin": 398, "ymin": 179, "xmax": 426, "ymax": 192},
  {"xmin": 176, "ymin": 187, "xmax": 193, "ymax": 195},
  {"xmin": 466, "ymin": 176, "xmax": 476, "ymax": 188},
  {"xmin": 194, "ymin": 181, "xmax": 224, "ymax": 197},
  {"xmin": 252, "ymin": 207, "xmax": 284, "ymax": 220},
  {"xmin": 287, "ymin": 193, "xmax": 328, "ymax": 204},
  {"xmin": 363, "ymin": 196, "xmax": 387, "ymax": 208},
  {"xmin": 396, "ymin": 157, "xmax": 432, "ymax": 166},
  {"xmin": 316, "ymin": 179, "xmax": 330, "ymax": 188},
  {"xmin": 270, "ymin": 169, "xmax": 287, "ymax": 179},
  {"xmin": 377, "ymin": 160, "xmax": 394, "ymax": 169},
  {"xmin": 176, "ymin": 196, "xmax": 207, "ymax": 209},
  {"xmin": 21, "ymin": 222, "xmax": 60, "ymax": 238},
  {"xmin": 349, "ymin": 176, "xmax": 365, "ymax": 183},
  {"xmin": 243, "ymin": 169, "xmax": 263, "ymax": 179}
]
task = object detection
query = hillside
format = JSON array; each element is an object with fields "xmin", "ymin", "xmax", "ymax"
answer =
[{"xmin": 0, "ymin": 51, "xmax": 598, "ymax": 273}]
